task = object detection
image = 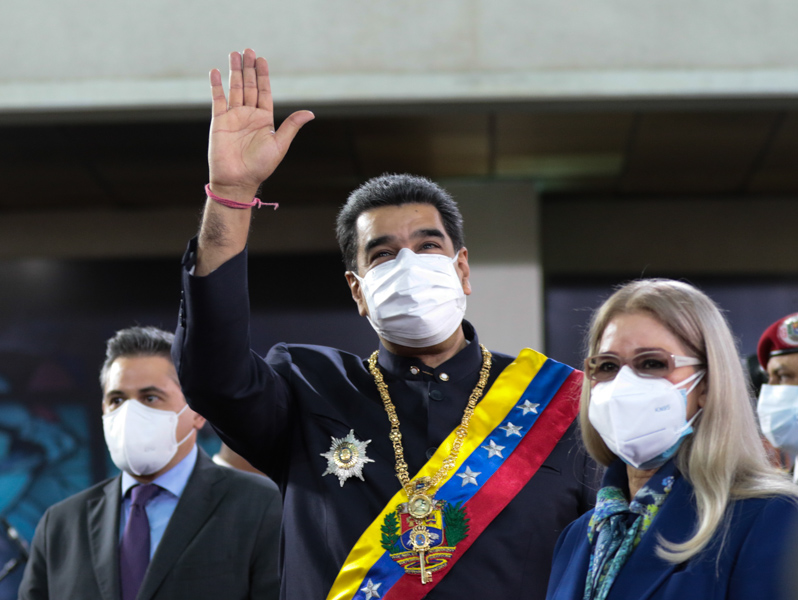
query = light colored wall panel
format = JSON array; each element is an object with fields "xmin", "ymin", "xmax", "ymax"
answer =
[
  {"xmin": 467, "ymin": 263, "xmax": 544, "ymax": 356},
  {"xmin": 479, "ymin": 0, "xmax": 798, "ymax": 70},
  {"xmin": 446, "ymin": 181, "xmax": 543, "ymax": 355},
  {"xmin": 3, "ymin": 1, "xmax": 798, "ymax": 112}
]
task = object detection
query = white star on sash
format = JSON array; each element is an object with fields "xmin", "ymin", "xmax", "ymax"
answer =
[
  {"xmin": 457, "ymin": 465, "xmax": 481, "ymax": 486},
  {"xmin": 481, "ymin": 439, "xmax": 505, "ymax": 458},
  {"xmin": 500, "ymin": 422, "xmax": 523, "ymax": 437},
  {"xmin": 360, "ymin": 579, "xmax": 382, "ymax": 599},
  {"xmin": 518, "ymin": 400, "xmax": 540, "ymax": 415}
]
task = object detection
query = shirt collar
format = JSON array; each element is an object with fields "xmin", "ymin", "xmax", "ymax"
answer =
[
  {"xmin": 121, "ymin": 444, "xmax": 198, "ymax": 499},
  {"xmin": 375, "ymin": 320, "xmax": 482, "ymax": 384}
]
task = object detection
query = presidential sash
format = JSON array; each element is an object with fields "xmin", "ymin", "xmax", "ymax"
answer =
[{"xmin": 327, "ymin": 349, "xmax": 582, "ymax": 600}]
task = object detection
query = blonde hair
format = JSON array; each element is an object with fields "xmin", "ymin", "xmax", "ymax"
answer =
[{"xmin": 581, "ymin": 278, "xmax": 797, "ymax": 563}]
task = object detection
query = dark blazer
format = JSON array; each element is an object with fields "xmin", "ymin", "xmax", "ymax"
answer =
[
  {"xmin": 546, "ymin": 473, "xmax": 798, "ymax": 600},
  {"xmin": 18, "ymin": 448, "xmax": 281, "ymax": 600}
]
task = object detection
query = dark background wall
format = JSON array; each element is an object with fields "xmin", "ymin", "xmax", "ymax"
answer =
[
  {"xmin": 0, "ymin": 252, "xmax": 378, "ymax": 558},
  {"xmin": 545, "ymin": 275, "xmax": 798, "ymax": 369}
]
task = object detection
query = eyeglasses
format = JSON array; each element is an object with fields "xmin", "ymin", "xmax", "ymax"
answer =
[{"xmin": 584, "ymin": 350, "xmax": 703, "ymax": 382}]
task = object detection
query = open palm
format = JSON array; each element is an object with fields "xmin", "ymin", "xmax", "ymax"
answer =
[{"xmin": 208, "ymin": 49, "xmax": 314, "ymax": 196}]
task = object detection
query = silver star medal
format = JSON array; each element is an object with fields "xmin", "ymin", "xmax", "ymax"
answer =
[
  {"xmin": 360, "ymin": 579, "xmax": 382, "ymax": 599},
  {"xmin": 457, "ymin": 465, "xmax": 481, "ymax": 486},
  {"xmin": 500, "ymin": 422, "xmax": 523, "ymax": 437},
  {"xmin": 481, "ymin": 439, "xmax": 505, "ymax": 458},
  {"xmin": 321, "ymin": 429, "xmax": 375, "ymax": 487},
  {"xmin": 518, "ymin": 400, "xmax": 540, "ymax": 415}
]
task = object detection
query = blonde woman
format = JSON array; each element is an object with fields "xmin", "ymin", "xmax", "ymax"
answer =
[{"xmin": 546, "ymin": 279, "xmax": 798, "ymax": 600}]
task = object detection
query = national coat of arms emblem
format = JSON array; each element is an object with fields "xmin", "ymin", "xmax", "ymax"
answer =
[{"xmin": 380, "ymin": 499, "xmax": 470, "ymax": 583}]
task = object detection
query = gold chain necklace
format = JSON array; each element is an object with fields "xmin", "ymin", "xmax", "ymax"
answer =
[{"xmin": 367, "ymin": 344, "xmax": 492, "ymax": 519}]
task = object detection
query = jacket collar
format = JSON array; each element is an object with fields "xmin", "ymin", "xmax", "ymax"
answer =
[
  {"xmin": 375, "ymin": 320, "xmax": 482, "ymax": 384},
  {"xmin": 608, "ymin": 470, "xmax": 697, "ymax": 599},
  {"xmin": 87, "ymin": 477, "xmax": 123, "ymax": 600},
  {"xmin": 135, "ymin": 448, "xmax": 226, "ymax": 600}
]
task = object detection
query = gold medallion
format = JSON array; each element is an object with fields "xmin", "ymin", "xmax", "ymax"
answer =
[
  {"xmin": 369, "ymin": 345, "xmax": 492, "ymax": 583},
  {"xmin": 407, "ymin": 493, "xmax": 434, "ymax": 519}
]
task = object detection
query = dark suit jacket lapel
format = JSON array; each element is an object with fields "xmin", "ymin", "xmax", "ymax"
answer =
[
  {"xmin": 136, "ymin": 450, "xmax": 225, "ymax": 600},
  {"xmin": 87, "ymin": 477, "xmax": 122, "ymax": 600},
  {"xmin": 609, "ymin": 475, "xmax": 697, "ymax": 600}
]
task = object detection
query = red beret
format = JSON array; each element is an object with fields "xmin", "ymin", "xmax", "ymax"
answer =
[{"xmin": 758, "ymin": 313, "xmax": 798, "ymax": 368}]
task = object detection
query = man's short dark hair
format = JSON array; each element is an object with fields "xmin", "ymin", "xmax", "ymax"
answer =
[
  {"xmin": 99, "ymin": 326, "xmax": 175, "ymax": 388},
  {"xmin": 335, "ymin": 173, "xmax": 465, "ymax": 272}
]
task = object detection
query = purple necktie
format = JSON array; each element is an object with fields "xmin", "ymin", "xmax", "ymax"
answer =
[{"xmin": 119, "ymin": 484, "xmax": 161, "ymax": 600}]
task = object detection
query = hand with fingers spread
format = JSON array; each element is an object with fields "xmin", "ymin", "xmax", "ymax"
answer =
[
  {"xmin": 207, "ymin": 48, "xmax": 314, "ymax": 203},
  {"xmin": 196, "ymin": 49, "xmax": 313, "ymax": 275}
]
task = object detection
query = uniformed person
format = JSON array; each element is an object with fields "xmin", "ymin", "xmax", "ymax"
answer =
[{"xmin": 756, "ymin": 312, "xmax": 798, "ymax": 478}]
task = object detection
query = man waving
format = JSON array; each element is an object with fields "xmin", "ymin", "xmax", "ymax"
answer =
[{"xmin": 174, "ymin": 48, "xmax": 597, "ymax": 600}]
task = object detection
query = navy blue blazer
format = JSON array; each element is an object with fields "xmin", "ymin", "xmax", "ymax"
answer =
[{"xmin": 546, "ymin": 471, "xmax": 798, "ymax": 600}]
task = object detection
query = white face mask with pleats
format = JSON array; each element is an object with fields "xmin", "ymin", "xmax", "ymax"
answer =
[
  {"xmin": 353, "ymin": 248, "xmax": 467, "ymax": 348},
  {"xmin": 757, "ymin": 384, "xmax": 798, "ymax": 455},
  {"xmin": 589, "ymin": 366, "xmax": 704, "ymax": 469},
  {"xmin": 103, "ymin": 400, "xmax": 194, "ymax": 476}
]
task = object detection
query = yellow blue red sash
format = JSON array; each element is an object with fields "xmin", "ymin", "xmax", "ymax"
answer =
[{"xmin": 326, "ymin": 349, "xmax": 582, "ymax": 600}]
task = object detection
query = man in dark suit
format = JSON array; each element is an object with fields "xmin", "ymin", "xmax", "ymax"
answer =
[{"xmin": 18, "ymin": 326, "xmax": 281, "ymax": 600}]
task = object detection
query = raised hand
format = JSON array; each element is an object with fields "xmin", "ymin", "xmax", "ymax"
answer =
[{"xmin": 207, "ymin": 49, "xmax": 314, "ymax": 201}]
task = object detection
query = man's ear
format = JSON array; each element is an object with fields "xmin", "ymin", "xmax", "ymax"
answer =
[
  {"xmin": 345, "ymin": 272, "xmax": 369, "ymax": 317},
  {"xmin": 192, "ymin": 412, "xmax": 207, "ymax": 430},
  {"xmin": 456, "ymin": 247, "xmax": 471, "ymax": 296}
]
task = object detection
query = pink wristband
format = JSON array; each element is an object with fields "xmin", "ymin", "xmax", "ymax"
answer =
[{"xmin": 205, "ymin": 184, "xmax": 279, "ymax": 210}]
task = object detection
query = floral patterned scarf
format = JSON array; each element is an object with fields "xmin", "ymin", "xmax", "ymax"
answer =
[{"xmin": 583, "ymin": 459, "xmax": 678, "ymax": 600}]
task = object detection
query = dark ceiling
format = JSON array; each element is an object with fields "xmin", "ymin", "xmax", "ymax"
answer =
[{"xmin": 3, "ymin": 105, "xmax": 797, "ymax": 212}]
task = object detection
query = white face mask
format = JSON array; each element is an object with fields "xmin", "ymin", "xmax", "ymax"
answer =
[
  {"xmin": 757, "ymin": 384, "xmax": 798, "ymax": 455},
  {"xmin": 354, "ymin": 248, "xmax": 467, "ymax": 348},
  {"xmin": 103, "ymin": 400, "xmax": 194, "ymax": 476},
  {"xmin": 588, "ymin": 366, "xmax": 704, "ymax": 469}
]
